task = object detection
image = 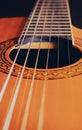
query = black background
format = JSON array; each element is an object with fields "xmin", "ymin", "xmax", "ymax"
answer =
[{"xmin": 0, "ymin": 0, "xmax": 82, "ymax": 28}]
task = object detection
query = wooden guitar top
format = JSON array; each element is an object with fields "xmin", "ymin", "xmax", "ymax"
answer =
[{"xmin": 0, "ymin": 17, "xmax": 82, "ymax": 130}]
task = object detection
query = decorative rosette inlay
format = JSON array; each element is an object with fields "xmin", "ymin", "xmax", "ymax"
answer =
[{"xmin": 0, "ymin": 38, "xmax": 82, "ymax": 80}]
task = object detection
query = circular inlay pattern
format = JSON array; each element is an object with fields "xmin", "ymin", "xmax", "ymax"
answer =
[{"xmin": 0, "ymin": 38, "xmax": 82, "ymax": 80}]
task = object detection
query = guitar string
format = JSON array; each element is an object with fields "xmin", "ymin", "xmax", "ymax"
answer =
[
  {"xmin": 20, "ymin": 0, "xmax": 52, "ymax": 129},
  {"xmin": 66, "ymin": 0, "xmax": 74, "ymax": 121},
  {"xmin": 1, "ymin": 1, "xmax": 40, "ymax": 127},
  {"xmin": 25, "ymin": 1, "xmax": 60, "ymax": 130},
  {"xmin": 37, "ymin": 1, "xmax": 55, "ymax": 129},
  {"xmin": 57, "ymin": 0, "xmax": 72, "ymax": 68},
  {"xmin": 66, "ymin": 0, "xmax": 74, "ymax": 87},
  {"xmin": 56, "ymin": 0, "xmax": 74, "ymax": 128},
  {"xmin": 2, "ymin": 0, "xmax": 43, "ymax": 129},
  {"xmin": 37, "ymin": 0, "xmax": 73, "ymax": 129},
  {"xmin": 16, "ymin": 0, "xmax": 49, "ymax": 129},
  {"xmin": 57, "ymin": 0, "xmax": 68, "ymax": 68},
  {"xmin": 56, "ymin": 0, "xmax": 65, "ymax": 95},
  {"xmin": 56, "ymin": 1, "xmax": 65, "ymax": 127},
  {"xmin": 2, "ymin": 0, "xmax": 47, "ymax": 129},
  {"xmin": 64, "ymin": 0, "xmax": 74, "ymax": 125},
  {"xmin": 0, "ymin": 0, "xmax": 40, "ymax": 102},
  {"xmin": 66, "ymin": 0, "xmax": 74, "ymax": 44},
  {"xmin": 66, "ymin": 0, "xmax": 71, "ymax": 65}
]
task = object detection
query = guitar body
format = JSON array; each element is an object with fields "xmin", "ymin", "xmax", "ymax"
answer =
[{"xmin": 0, "ymin": 16, "xmax": 82, "ymax": 130}]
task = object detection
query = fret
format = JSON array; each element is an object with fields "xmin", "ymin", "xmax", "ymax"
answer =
[
  {"xmin": 37, "ymin": 3, "xmax": 67, "ymax": 6},
  {"xmin": 36, "ymin": 6, "xmax": 67, "ymax": 11},
  {"xmin": 30, "ymin": 15, "xmax": 69, "ymax": 20},
  {"xmin": 28, "ymin": 25, "xmax": 70, "ymax": 28},
  {"xmin": 30, "ymin": 21, "xmax": 70, "ymax": 24},
  {"xmin": 28, "ymin": 26, "xmax": 71, "ymax": 28},
  {"xmin": 38, "ymin": 2, "xmax": 67, "ymax": 4},
  {"xmin": 24, "ymin": 28, "xmax": 71, "ymax": 32},
  {"xmin": 27, "ymin": 28, "xmax": 71, "ymax": 31},
  {"xmin": 34, "ymin": 12, "xmax": 68, "ymax": 15},
  {"xmin": 23, "ymin": 30, "xmax": 71, "ymax": 33},
  {"xmin": 27, "ymin": 27, "xmax": 71, "ymax": 31},
  {"xmin": 46, "ymin": 16, "xmax": 69, "ymax": 18},
  {"xmin": 33, "ymin": 12, "xmax": 68, "ymax": 16},
  {"xmin": 34, "ymin": 11, "xmax": 68, "ymax": 14},
  {"xmin": 35, "ymin": 9, "xmax": 68, "ymax": 14},
  {"xmin": 22, "ymin": 34, "xmax": 72, "ymax": 37},
  {"xmin": 33, "ymin": 13, "xmax": 69, "ymax": 16},
  {"xmin": 37, "ymin": 7, "xmax": 67, "ymax": 9},
  {"xmin": 29, "ymin": 17, "xmax": 69, "ymax": 20},
  {"xmin": 36, "ymin": 6, "xmax": 67, "ymax": 10},
  {"xmin": 27, "ymin": 23, "xmax": 70, "ymax": 28},
  {"xmin": 51, "ymin": 12, "xmax": 68, "ymax": 14},
  {"xmin": 30, "ymin": 16, "xmax": 69, "ymax": 20},
  {"xmin": 31, "ymin": 18, "xmax": 69, "ymax": 21},
  {"xmin": 28, "ymin": 22, "xmax": 70, "ymax": 25},
  {"xmin": 29, "ymin": 14, "xmax": 69, "ymax": 18},
  {"xmin": 22, "ymin": 31, "xmax": 71, "ymax": 37},
  {"xmin": 25, "ymin": 25, "xmax": 70, "ymax": 31}
]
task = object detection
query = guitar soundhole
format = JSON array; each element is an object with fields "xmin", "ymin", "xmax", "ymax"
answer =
[{"xmin": 9, "ymin": 39, "xmax": 81, "ymax": 69}]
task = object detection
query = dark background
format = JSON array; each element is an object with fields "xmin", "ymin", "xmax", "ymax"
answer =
[{"xmin": 0, "ymin": 0, "xmax": 82, "ymax": 28}]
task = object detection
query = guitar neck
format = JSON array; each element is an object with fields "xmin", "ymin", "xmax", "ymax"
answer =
[{"xmin": 18, "ymin": 0, "xmax": 72, "ymax": 42}]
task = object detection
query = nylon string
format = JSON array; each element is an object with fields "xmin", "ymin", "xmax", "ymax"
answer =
[
  {"xmin": 37, "ymin": 1, "xmax": 55, "ymax": 130},
  {"xmin": 2, "ymin": 0, "xmax": 43, "ymax": 129},
  {"xmin": 66, "ymin": 0, "xmax": 74, "ymax": 115},
  {"xmin": 0, "ymin": 0, "xmax": 40, "ymax": 102},
  {"xmin": 2, "ymin": 0, "xmax": 48, "ymax": 129},
  {"xmin": 20, "ymin": 0, "xmax": 51, "ymax": 129}
]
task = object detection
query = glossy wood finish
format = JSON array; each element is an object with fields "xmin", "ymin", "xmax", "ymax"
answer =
[
  {"xmin": 0, "ymin": 17, "xmax": 27, "ymax": 42},
  {"xmin": 0, "ymin": 17, "xmax": 82, "ymax": 130}
]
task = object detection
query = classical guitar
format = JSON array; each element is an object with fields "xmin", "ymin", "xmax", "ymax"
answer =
[{"xmin": 0, "ymin": 0, "xmax": 82, "ymax": 130}]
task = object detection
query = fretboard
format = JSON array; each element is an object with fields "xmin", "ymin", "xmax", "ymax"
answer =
[{"xmin": 19, "ymin": 0, "xmax": 72, "ymax": 42}]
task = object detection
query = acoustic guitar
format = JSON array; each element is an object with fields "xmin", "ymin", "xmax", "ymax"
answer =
[{"xmin": 0, "ymin": 0, "xmax": 82, "ymax": 130}]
